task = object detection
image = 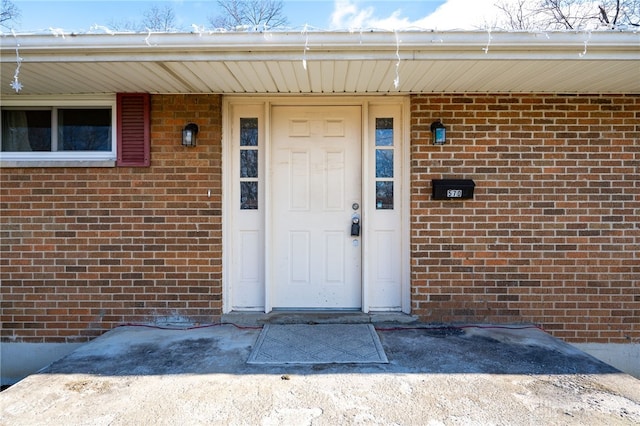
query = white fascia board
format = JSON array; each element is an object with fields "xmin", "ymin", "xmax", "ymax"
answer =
[{"xmin": 2, "ymin": 31, "xmax": 639, "ymax": 63}]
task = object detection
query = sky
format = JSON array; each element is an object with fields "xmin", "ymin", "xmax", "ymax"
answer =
[{"xmin": 8, "ymin": 0, "xmax": 506, "ymax": 33}]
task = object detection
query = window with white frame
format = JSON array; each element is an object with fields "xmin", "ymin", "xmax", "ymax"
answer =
[
  {"xmin": 1, "ymin": 107, "xmax": 112, "ymax": 152},
  {"xmin": 0, "ymin": 97, "xmax": 122, "ymax": 165}
]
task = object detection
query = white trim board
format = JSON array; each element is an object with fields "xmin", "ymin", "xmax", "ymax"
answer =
[{"xmin": 222, "ymin": 96, "xmax": 410, "ymax": 314}]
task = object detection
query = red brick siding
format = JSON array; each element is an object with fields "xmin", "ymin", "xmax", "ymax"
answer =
[
  {"xmin": 0, "ymin": 94, "xmax": 223, "ymax": 343},
  {"xmin": 411, "ymin": 93, "xmax": 640, "ymax": 343},
  {"xmin": 2, "ymin": 93, "xmax": 639, "ymax": 345}
]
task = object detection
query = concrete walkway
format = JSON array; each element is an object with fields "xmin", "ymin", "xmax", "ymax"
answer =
[{"xmin": 1, "ymin": 319, "xmax": 639, "ymax": 425}]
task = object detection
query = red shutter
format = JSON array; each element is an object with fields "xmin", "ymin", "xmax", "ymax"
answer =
[{"xmin": 117, "ymin": 93, "xmax": 150, "ymax": 167}]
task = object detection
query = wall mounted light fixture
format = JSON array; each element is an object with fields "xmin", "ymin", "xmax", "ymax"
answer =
[
  {"xmin": 430, "ymin": 120, "xmax": 446, "ymax": 145},
  {"xmin": 182, "ymin": 123, "xmax": 199, "ymax": 147}
]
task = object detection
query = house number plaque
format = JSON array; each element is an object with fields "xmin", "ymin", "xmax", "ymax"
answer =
[{"xmin": 432, "ymin": 179, "xmax": 475, "ymax": 200}]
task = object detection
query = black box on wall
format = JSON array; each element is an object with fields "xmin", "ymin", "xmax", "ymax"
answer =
[{"xmin": 432, "ymin": 179, "xmax": 475, "ymax": 200}]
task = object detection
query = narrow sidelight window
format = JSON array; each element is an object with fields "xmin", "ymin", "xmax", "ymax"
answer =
[
  {"xmin": 375, "ymin": 117, "xmax": 394, "ymax": 209},
  {"xmin": 240, "ymin": 118, "xmax": 259, "ymax": 209}
]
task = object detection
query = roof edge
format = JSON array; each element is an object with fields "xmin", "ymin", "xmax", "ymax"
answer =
[{"xmin": 2, "ymin": 30, "xmax": 639, "ymax": 53}]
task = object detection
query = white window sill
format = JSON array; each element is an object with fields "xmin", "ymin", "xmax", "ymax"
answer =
[{"xmin": 0, "ymin": 159, "xmax": 116, "ymax": 168}]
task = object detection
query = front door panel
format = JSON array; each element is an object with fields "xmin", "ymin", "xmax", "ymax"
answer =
[{"xmin": 271, "ymin": 106, "xmax": 362, "ymax": 308}]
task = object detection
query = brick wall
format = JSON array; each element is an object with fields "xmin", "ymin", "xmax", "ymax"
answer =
[
  {"xmin": 2, "ymin": 93, "xmax": 638, "ymax": 345},
  {"xmin": 411, "ymin": 93, "xmax": 640, "ymax": 343},
  {"xmin": 0, "ymin": 94, "xmax": 223, "ymax": 343}
]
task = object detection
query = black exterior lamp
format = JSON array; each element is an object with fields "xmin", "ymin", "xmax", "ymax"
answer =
[
  {"xmin": 430, "ymin": 120, "xmax": 446, "ymax": 145},
  {"xmin": 182, "ymin": 123, "xmax": 199, "ymax": 147}
]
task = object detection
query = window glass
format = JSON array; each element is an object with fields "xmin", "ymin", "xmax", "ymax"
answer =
[
  {"xmin": 240, "ymin": 117, "xmax": 259, "ymax": 210},
  {"xmin": 240, "ymin": 118, "xmax": 258, "ymax": 146},
  {"xmin": 240, "ymin": 149, "xmax": 258, "ymax": 178},
  {"xmin": 58, "ymin": 109, "xmax": 112, "ymax": 151},
  {"xmin": 240, "ymin": 181, "xmax": 258, "ymax": 210},
  {"xmin": 1, "ymin": 110, "xmax": 52, "ymax": 151},
  {"xmin": 375, "ymin": 149, "xmax": 393, "ymax": 178},
  {"xmin": 2, "ymin": 107, "xmax": 112, "ymax": 153},
  {"xmin": 375, "ymin": 117, "xmax": 394, "ymax": 209},
  {"xmin": 375, "ymin": 117, "xmax": 393, "ymax": 146},
  {"xmin": 376, "ymin": 181, "xmax": 394, "ymax": 210}
]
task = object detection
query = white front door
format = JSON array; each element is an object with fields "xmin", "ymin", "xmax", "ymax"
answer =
[{"xmin": 271, "ymin": 106, "xmax": 362, "ymax": 309}]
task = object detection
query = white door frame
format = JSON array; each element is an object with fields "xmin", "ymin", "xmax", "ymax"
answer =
[{"xmin": 222, "ymin": 96, "xmax": 411, "ymax": 314}]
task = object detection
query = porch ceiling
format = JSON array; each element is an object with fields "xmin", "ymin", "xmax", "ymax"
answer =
[{"xmin": 1, "ymin": 30, "xmax": 639, "ymax": 96}]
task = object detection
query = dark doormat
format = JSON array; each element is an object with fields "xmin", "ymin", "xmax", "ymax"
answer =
[{"xmin": 247, "ymin": 324, "xmax": 388, "ymax": 365}]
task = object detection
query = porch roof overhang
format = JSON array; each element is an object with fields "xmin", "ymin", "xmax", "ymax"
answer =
[{"xmin": 1, "ymin": 30, "xmax": 639, "ymax": 97}]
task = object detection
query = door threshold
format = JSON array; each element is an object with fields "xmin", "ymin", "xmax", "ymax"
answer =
[{"xmin": 222, "ymin": 311, "xmax": 418, "ymax": 326}]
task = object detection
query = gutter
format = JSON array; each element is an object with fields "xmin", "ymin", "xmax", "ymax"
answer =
[{"xmin": 1, "ymin": 30, "xmax": 639, "ymax": 63}]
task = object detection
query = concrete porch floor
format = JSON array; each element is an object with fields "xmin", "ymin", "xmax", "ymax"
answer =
[{"xmin": 1, "ymin": 317, "xmax": 639, "ymax": 425}]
